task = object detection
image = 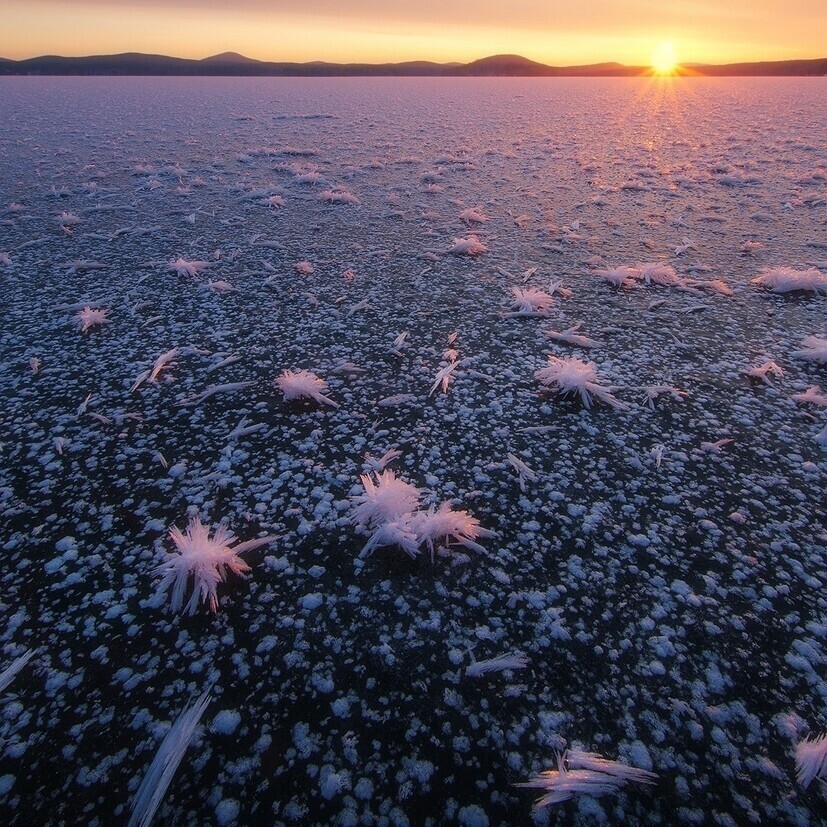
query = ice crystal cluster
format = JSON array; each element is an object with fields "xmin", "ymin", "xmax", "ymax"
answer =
[
  {"xmin": 751, "ymin": 266, "xmax": 827, "ymax": 293},
  {"xmin": 795, "ymin": 734, "xmax": 827, "ymax": 792},
  {"xmin": 74, "ymin": 306, "xmax": 109, "ymax": 332},
  {"xmin": 518, "ymin": 749, "xmax": 658, "ymax": 809},
  {"xmin": 534, "ymin": 355, "xmax": 627, "ymax": 409},
  {"xmin": 154, "ymin": 517, "xmax": 277, "ymax": 614},
  {"xmin": 275, "ymin": 369, "xmax": 338, "ymax": 406},
  {"xmin": 507, "ymin": 287, "xmax": 555, "ymax": 315},
  {"xmin": 350, "ymin": 470, "xmax": 492, "ymax": 559}
]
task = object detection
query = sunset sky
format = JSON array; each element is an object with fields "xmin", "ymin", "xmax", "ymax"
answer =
[{"xmin": 1, "ymin": 0, "xmax": 825, "ymax": 65}]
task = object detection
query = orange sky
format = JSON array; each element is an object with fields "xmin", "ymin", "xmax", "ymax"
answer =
[{"xmin": 1, "ymin": 0, "xmax": 825, "ymax": 64}]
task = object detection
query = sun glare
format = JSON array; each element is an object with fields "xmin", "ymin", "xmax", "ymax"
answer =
[{"xmin": 651, "ymin": 41, "xmax": 678, "ymax": 74}]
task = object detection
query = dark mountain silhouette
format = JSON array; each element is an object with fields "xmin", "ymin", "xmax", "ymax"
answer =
[
  {"xmin": 201, "ymin": 52, "xmax": 261, "ymax": 64},
  {"xmin": 460, "ymin": 54, "xmax": 554, "ymax": 76},
  {"xmin": 0, "ymin": 52, "xmax": 824, "ymax": 77},
  {"xmin": 687, "ymin": 57, "xmax": 827, "ymax": 76}
]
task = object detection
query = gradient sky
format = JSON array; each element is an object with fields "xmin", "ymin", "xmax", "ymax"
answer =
[{"xmin": 1, "ymin": 0, "xmax": 825, "ymax": 65}]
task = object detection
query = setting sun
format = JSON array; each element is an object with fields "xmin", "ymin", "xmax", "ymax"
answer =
[{"xmin": 651, "ymin": 41, "xmax": 678, "ymax": 74}]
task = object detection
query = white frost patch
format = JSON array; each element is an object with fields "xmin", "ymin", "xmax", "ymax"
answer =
[
  {"xmin": 215, "ymin": 798, "xmax": 240, "ymax": 826},
  {"xmin": 457, "ymin": 804, "xmax": 489, "ymax": 826},
  {"xmin": 300, "ymin": 593, "xmax": 323, "ymax": 611},
  {"xmin": 319, "ymin": 765, "xmax": 350, "ymax": 800},
  {"xmin": 211, "ymin": 710, "xmax": 241, "ymax": 735}
]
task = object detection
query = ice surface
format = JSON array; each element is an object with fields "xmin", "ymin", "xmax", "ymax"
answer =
[{"xmin": 0, "ymin": 75, "xmax": 825, "ymax": 825}]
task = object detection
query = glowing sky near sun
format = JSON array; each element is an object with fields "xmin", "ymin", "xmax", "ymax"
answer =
[{"xmin": 0, "ymin": 0, "xmax": 824, "ymax": 64}]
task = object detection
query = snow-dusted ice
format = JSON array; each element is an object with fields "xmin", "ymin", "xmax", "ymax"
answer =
[{"xmin": 0, "ymin": 75, "xmax": 825, "ymax": 825}]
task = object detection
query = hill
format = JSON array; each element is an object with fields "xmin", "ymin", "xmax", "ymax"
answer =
[
  {"xmin": 201, "ymin": 52, "xmax": 261, "ymax": 64},
  {"xmin": 460, "ymin": 54, "xmax": 557, "ymax": 76}
]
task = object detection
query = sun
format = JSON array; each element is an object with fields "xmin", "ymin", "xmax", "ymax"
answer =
[{"xmin": 651, "ymin": 41, "xmax": 678, "ymax": 75}]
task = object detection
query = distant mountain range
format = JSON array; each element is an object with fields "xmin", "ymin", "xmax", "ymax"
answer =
[{"xmin": 0, "ymin": 52, "xmax": 825, "ymax": 77}]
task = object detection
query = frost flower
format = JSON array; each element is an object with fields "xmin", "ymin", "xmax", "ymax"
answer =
[
  {"xmin": 517, "ymin": 749, "xmax": 657, "ymax": 810},
  {"xmin": 205, "ymin": 279, "xmax": 236, "ymax": 293},
  {"xmin": 429, "ymin": 362, "xmax": 459, "ymax": 396},
  {"xmin": 168, "ymin": 258, "xmax": 209, "ymax": 278},
  {"xmin": 359, "ymin": 514, "xmax": 421, "ymax": 559},
  {"xmin": 636, "ymin": 262, "xmax": 679, "ymax": 286},
  {"xmin": 275, "ymin": 369, "xmax": 338, "ymax": 407},
  {"xmin": 466, "ymin": 652, "xmax": 528, "ymax": 677},
  {"xmin": 129, "ymin": 690, "xmax": 211, "ymax": 827},
  {"xmin": 351, "ymin": 470, "xmax": 422, "ymax": 530},
  {"xmin": 56, "ymin": 211, "xmax": 81, "ymax": 226},
  {"xmin": 534, "ymin": 355, "xmax": 627, "ymax": 410},
  {"xmin": 350, "ymin": 469, "xmax": 492, "ymax": 560},
  {"xmin": 459, "ymin": 207, "xmax": 488, "ymax": 225},
  {"xmin": 642, "ymin": 385, "xmax": 687, "ymax": 410},
  {"xmin": 507, "ymin": 452, "xmax": 538, "ymax": 492},
  {"xmin": 795, "ymin": 734, "xmax": 827, "ymax": 790},
  {"xmin": 154, "ymin": 517, "xmax": 277, "ymax": 614},
  {"xmin": 413, "ymin": 502, "xmax": 494, "ymax": 556},
  {"xmin": 751, "ymin": 266, "xmax": 827, "ymax": 294},
  {"xmin": 745, "ymin": 360, "xmax": 784, "ymax": 384},
  {"xmin": 792, "ymin": 336, "xmax": 827, "ymax": 364},
  {"xmin": 544, "ymin": 324, "xmax": 603, "ymax": 348},
  {"xmin": 792, "ymin": 385, "xmax": 827, "ymax": 407},
  {"xmin": 507, "ymin": 287, "xmax": 555, "ymax": 316},
  {"xmin": 0, "ymin": 649, "xmax": 35, "ymax": 693},
  {"xmin": 319, "ymin": 188, "xmax": 359, "ymax": 205},
  {"xmin": 595, "ymin": 265, "xmax": 639, "ymax": 288},
  {"xmin": 75, "ymin": 306, "xmax": 110, "ymax": 332},
  {"xmin": 131, "ymin": 348, "xmax": 179, "ymax": 392},
  {"xmin": 449, "ymin": 235, "xmax": 488, "ymax": 256}
]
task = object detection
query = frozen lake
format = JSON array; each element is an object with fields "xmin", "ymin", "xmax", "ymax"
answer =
[{"xmin": 0, "ymin": 76, "xmax": 826, "ymax": 825}]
